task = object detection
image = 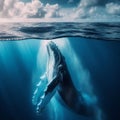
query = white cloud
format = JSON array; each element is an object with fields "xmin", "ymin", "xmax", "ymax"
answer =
[
  {"xmin": 106, "ymin": 3, "xmax": 120, "ymax": 15},
  {"xmin": 0, "ymin": 0, "xmax": 4, "ymax": 11},
  {"xmin": 44, "ymin": 4, "xmax": 60, "ymax": 18},
  {"xmin": 0, "ymin": 0, "xmax": 120, "ymax": 22},
  {"xmin": 0, "ymin": 0, "xmax": 17, "ymax": 17},
  {"xmin": 70, "ymin": 0, "xmax": 120, "ymax": 21},
  {"xmin": 73, "ymin": 8, "xmax": 87, "ymax": 19},
  {"xmin": 72, "ymin": 6, "xmax": 98, "ymax": 19},
  {"xmin": 0, "ymin": 0, "xmax": 61, "ymax": 18},
  {"xmin": 72, "ymin": 0, "xmax": 99, "ymax": 19},
  {"xmin": 79, "ymin": 0, "xmax": 98, "ymax": 7},
  {"xmin": 20, "ymin": 0, "xmax": 46, "ymax": 18}
]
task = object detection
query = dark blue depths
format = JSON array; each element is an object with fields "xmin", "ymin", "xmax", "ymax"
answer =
[{"xmin": 0, "ymin": 38, "xmax": 120, "ymax": 120}]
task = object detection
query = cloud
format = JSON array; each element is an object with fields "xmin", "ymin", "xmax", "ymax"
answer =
[
  {"xmin": 0, "ymin": 0, "xmax": 120, "ymax": 21},
  {"xmin": 72, "ymin": 0, "xmax": 99, "ymax": 19},
  {"xmin": 106, "ymin": 2, "xmax": 120, "ymax": 15},
  {"xmin": 71, "ymin": 0, "xmax": 120, "ymax": 20},
  {"xmin": 0, "ymin": 0, "xmax": 4, "ymax": 11},
  {"xmin": 0, "ymin": 0, "xmax": 61, "ymax": 18},
  {"xmin": 79, "ymin": 0, "xmax": 98, "ymax": 7},
  {"xmin": 44, "ymin": 3, "xmax": 60, "ymax": 18},
  {"xmin": 0, "ymin": 0, "xmax": 17, "ymax": 17}
]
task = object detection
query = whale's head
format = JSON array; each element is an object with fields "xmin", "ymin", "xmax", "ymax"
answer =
[{"xmin": 46, "ymin": 41, "xmax": 65, "ymax": 82}]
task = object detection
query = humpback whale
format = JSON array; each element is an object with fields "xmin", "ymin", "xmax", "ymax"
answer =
[{"xmin": 32, "ymin": 41, "xmax": 97, "ymax": 117}]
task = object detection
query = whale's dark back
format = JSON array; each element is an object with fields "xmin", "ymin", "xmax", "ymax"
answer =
[{"xmin": 58, "ymin": 57, "xmax": 95, "ymax": 116}]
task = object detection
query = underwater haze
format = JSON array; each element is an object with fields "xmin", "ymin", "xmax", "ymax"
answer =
[{"xmin": 0, "ymin": 22, "xmax": 120, "ymax": 120}]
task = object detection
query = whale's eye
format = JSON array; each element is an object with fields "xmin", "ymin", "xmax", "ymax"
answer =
[{"xmin": 58, "ymin": 64, "xmax": 63, "ymax": 71}]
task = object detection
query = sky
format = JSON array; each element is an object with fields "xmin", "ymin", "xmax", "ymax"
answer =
[{"xmin": 0, "ymin": 0, "xmax": 120, "ymax": 22}]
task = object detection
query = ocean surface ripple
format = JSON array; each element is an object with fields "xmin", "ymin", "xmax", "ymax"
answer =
[{"xmin": 0, "ymin": 22, "xmax": 120, "ymax": 41}]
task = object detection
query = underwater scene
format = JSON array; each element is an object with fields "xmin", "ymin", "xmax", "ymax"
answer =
[{"xmin": 0, "ymin": 22, "xmax": 120, "ymax": 120}]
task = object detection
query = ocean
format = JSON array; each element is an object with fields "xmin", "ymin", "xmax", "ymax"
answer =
[{"xmin": 0, "ymin": 22, "xmax": 120, "ymax": 120}]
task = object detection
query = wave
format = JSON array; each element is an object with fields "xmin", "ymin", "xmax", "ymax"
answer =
[{"xmin": 0, "ymin": 22, "xmax": 120, "ymax": 41}]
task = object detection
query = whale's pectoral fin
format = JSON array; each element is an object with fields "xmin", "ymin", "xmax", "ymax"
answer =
[
  {"xmin": 32, "ymin": 73, "xmax": 47, "ymax": 105},
  {"xmin": 36, "ymin": 73, "xmax": 61, "ymax": 113}
]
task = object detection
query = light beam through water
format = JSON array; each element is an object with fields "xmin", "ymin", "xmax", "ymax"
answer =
[{"xmin": 32, "ymin": 38, "xmax": 103, "ymax": 120}]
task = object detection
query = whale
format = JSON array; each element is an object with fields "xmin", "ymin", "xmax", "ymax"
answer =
[{"xmin": 32, "ymin": 41, "xmax": 97, "ymax": 117}]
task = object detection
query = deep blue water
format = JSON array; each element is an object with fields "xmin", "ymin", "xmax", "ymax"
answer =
[{"xmin": 0, "ymin": 22, "xmax": 120, "ymax": 120}]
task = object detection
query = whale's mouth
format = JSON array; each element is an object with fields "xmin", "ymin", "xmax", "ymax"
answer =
[
  {"xmin": 46, "ymin": 41, "xmax": 65, "ymax": 82},
  {"xmin": 47, "ymin": 41, "xmax": 62, "ymax": 67}
]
